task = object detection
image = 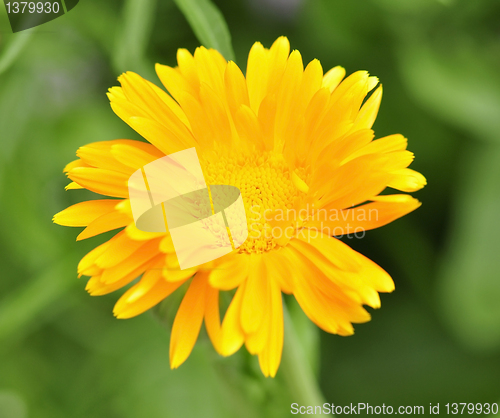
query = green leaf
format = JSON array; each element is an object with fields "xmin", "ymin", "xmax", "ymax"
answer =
[
  {"xmin": 437, "ymin": 144, "xmax": 500, "ymax": 352},
  {"xmin": 0, "ymin": 391, "xmax": 27, "ymax": 418},
  {"xmin": 172, "ymin": 0, "xmax": 235, "ymax": 61},
  {"xmin": 398, "ymin": 41, "xmax": 500, "ymax": 143},
  {"xmin": 0, "ymin": 29, "xmax": 36, "ymax": 76},
  {"xmin": 0, "ymin": 254, "xmax": 79, "ymax": 344},
  {"xmin": 113, "ymin": 0, "xmax": 157, "ymax": 79}
]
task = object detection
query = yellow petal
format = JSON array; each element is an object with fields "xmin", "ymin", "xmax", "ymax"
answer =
[
  {"xmin": 368, "ymin": 76, "xmax": 379, "ymax": 91},
  {"xmin": 232, "ymin": 105, "xmax": 265, "ymax": 151},
  {"xmin": 267, "ymin": 37, "xmax": 291, "ymax": 92},
  {"xmin": 198, "ymin": 82, "xmax": 232, "ymax": 147},
  {"xmin": 262, "ymin": 251, "xmax": 294, "ymax": 294},
  {"xmin": 293, "ymin": 232, "xmax": 394, "ymax": 293},
  {"xmin": 301, "ymin": 87, "xmax": 330, "ymax": 163},
  {"xmin": 329, "ymin": 70, "xmax": 368, "ymax": 107},
  {"xmin": 77, "ymin": 210, "xmax": 131, "ymax": 241},
  {"xmin": 76, "ymin": 141, "xmax": 133, "ymax": 174},
  {"xmin": 244, "ymin": 279, "xmax": 271, "ymax": 356},
  {"xmin": 307, "ymin": 194, "xmax": 421, "ymax": 235},
  {"xmin": 351, "ymin": 85, "xmax": 383, "ymax": 131},
  {"xmin": 218, "ymin": 283, "xmax": 245, "ymax": 356},
  {"xmin": 53, "ymin": 199, "xmax": 121, "ymax": 227},
  {"xmin": 65, "ymin": 181, "xmax": 84, "ymax": 190},
  {"xmin": 343, "ymin": 133, "xmax": 407, "ymax": 164},
  {"xmin": 100, "ymin": 239, "xmax": 161, "ymax": 284},
  {"xmin": 203, "ymin": 274, "xmax": 222, "ymax": 352},
  {"xmin": 110, "ymin": 143, "xmax": 164, "ymax": 170},
  {"xmin": 193, "ymin": 46, "xmax": 227, "ymax": 98},
  {"xmin": 258, "ymin": 278, "xmax": 283, "ymax": 377},
  {"xmin": 290, "ymin": 237, "xmax": 383, "ymax": 308},
  {"xmin": 176, "ymin": 48, "xmax": 199, "ymax": 91},
  {"xmin": 287, "ymin": 243, "xmax": 372, "ymax": 335},
  {"xmin": 127, "ymin": 116, "xmax": 195, "ymax": 155},
  {"xmin": 113, "ymin": 269, "xmax": 185, "ymax": 318},
  {"xmin": 162, "ymin": 264, "xmax": 198, "ymax": 282},
  {"xmin": 118, "ymin": 71, "xmax": 191, "ymax": 134},
  {"xmin": 257, "ymin": 94, "xmax": 278, "ymax": 150},
  {"xmin": 314, "ymin": 153, "xmax": 392, "ymax": 210},
  {"xmin": 156, "ymin": 63, "xmax": 198, "ymax": 103},
  {"xmin": 285, "ymin": 246, "xmax": 357, "ymax": 334},
  {"xmin": 245, "ymin": 306, "xmax": 271, "ymax": 356},
  {"xmin": 275, "ymin": 50, "xmax": 304, "ymax": 150},
  {"xmin": 246, "ymin": 42, "xmax": 268, "ymax": 113},
  {"xmin": 291, "ymin": 170, "xmax": 309, "ymax": 194},
  {"xmin": 170, "ymin": 276, "xmax": 207, "ymax": 368},
  {"xmin": 67, "ymin": 167, "xmax": 129, "ymax": 198},
  {"xmin": 247, "ymin": 37, "xmax": 290, "ymax": 113},
  {"xmin": 240, "ymin": 255, "xmax": 267, "ymax": 334},
  {"xmin": 94, "ymin": 231, "xmax": 150, "ymax": 268},
  {"xmin": 322, "ymin": 65, "xmax": 346, "ymax": 93},
  {"xmin": 125, "ymin": 223, "xmax": 166, "ymax": 241},
  {"xmin": 63, "ymin": 159, "xmax": 90, "ymax": 173},
  {"xmin": 297, "ymin": 58, "xmax": 323, "ymax": 116},
  {"xmin": 209, "ymin": 254, "xmax": 249, "ymax": 290},
  {"xmin": 77, "ymin": 240, "xmax": 111, "ymax": 277},
  {"xmin": 86, "ymin": 254, "xmax": 163, "ymax": 296},
  {"xmin": 224, "ymin": 60, "xmax": 250, "ymax": 113},
  {"xmin": 389, "ymin": 168, "xmax": 427, "ymax": 192}
]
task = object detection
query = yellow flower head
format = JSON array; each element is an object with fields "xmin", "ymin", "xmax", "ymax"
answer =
[{"xmin": 54, "ymin": 37, "xmax": 426, "ymax": 377}]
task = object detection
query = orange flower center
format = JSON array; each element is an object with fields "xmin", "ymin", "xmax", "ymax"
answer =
[{"xmin": 201, "ymin": 151, "xmax": 301, "ymax": 253}]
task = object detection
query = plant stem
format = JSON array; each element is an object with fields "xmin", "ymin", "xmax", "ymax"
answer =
[{"xmin": 280, "ymin": 303, "xmax": 329, "ymax": 412}]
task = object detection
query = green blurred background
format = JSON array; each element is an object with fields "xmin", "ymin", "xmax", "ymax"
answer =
[{"xmin": 1, "ymin": 0, "xmax": 500, "ymax": 416}]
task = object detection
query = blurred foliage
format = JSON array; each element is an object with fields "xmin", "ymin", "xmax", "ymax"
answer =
[
  {"xmin": 172, "ymin": 0, "xmax": 235, "ymax": 61},
  {"xmin": 0, "ymin": 0, "xmax": 500, "ymax": 417}
]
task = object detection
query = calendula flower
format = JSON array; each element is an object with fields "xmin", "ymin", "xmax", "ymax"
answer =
[{"xmin": 54, "ymin": 37, "xmax": 426, "ymax": 377}]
